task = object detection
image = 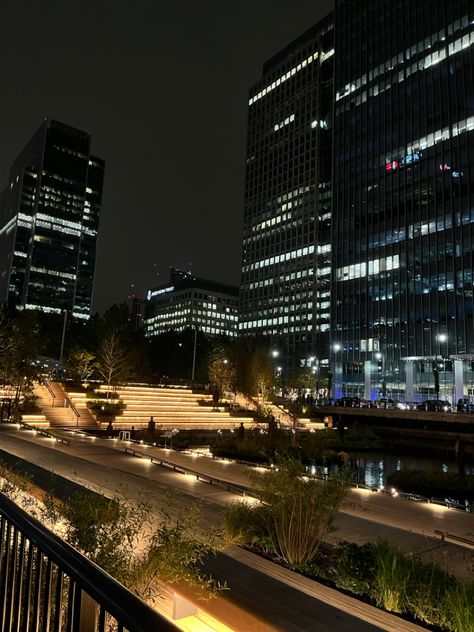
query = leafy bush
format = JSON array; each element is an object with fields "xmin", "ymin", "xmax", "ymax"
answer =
[
  {"xmin": 334, "ymin": 541, "xmax": 375, "ymax": 596},
  {"xmin": 246, "ymin": 459, "xmax": 349, "ymax": 565},
  {"xmin": 86, "ymin": 400, "xmax": 124, "ymax": 416},
  {"xmin": 224, "ymin": 501, "xmax": 273, "ymax": 554},
  {"xmin": 60, "ymin": 490, "xmax": 223, "ymax": 601},
  {"xmin": 19, "ymin": 395, "xmax": 41, "ymax": 414}
]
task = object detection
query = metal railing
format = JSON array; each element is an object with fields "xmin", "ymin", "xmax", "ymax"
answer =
[
  {"xmin": 64, "ymin": 395, "xmax": 81, "ymax": 426},
  {"xmin": 43, "ymin": 381, "xmax": 57, "ymax": 407},
  {"xmin": 0, "ymin": 491, "xmax": 178, "ymax": 632},
  {"xmin": 18, "ymin": 421, "xmax": 71, "ymax": 445},
  {"xmin": 123, "ymin": 446, "xmax": 251, "ymax": 497},
  {"xmin": 121, "ymin": 439, "xmax": 473, "ymax": 514}
]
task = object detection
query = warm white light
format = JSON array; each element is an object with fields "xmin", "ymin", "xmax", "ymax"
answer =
[
  {"xmin": 437, "ymin": 333, "xmax": 448, "ymax": 343},
  {"xmin": 333, "ymin": 343, "xmax": 341, "ymax": 352}
]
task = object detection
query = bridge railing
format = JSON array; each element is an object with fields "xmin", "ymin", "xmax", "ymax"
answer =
[{"xmin": 0, "ymin": 491, "xmax": 178, "ymax": 632}]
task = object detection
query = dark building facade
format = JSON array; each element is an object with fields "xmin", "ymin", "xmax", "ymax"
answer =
[
  {"xmin": 331, "ymin": 1, "xmax": 474, "ymax": 401},
  {"xmin": 0, "ymin": 118, "xmax": 104, "ymax": 319},
  {"xmin": 145, "ymin": 268, "xmax": 239, "ymax": 338},
  {"xmin": 239, "ymin": 15, "xmax": 334, "ymax": 378}
]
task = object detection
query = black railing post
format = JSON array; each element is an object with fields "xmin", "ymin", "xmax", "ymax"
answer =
[
  {"xmin": 79, "ymin": 591, "xmax": 97, "ymax": 632},
  {"xmin": 0, "ymin": 493, "xmax": 178, "ymax": 632}
]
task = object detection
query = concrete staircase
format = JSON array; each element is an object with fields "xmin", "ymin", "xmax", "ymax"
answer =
[
  {"xmin": 33, "ymin": 382, "xmax": 96, "ymax": 428},
  {"xmin": 87, "ymin": 385, "xmax": 256, "ymax": 429}
]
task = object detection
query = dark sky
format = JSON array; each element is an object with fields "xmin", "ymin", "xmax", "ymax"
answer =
[{"xmin": 0, "ymin": 1, "xmax": 332, "ymax": 314}]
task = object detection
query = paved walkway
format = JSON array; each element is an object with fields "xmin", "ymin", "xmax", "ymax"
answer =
[
  {"xmin": 0, "ymin": 426, "xmax": 431, "ymax": 631},
  {"xmin": 2, "ymin": 426, "xmax": 472, "ymax": 579}
]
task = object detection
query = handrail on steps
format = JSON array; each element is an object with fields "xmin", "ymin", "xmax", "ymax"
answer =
[
  {"xmin": 43, "ymin": 380, "xmax": 57, "ymax": 406},
  {"xmin": 64, "ymin": 394, "xmax": 81, "ymax": 425}
]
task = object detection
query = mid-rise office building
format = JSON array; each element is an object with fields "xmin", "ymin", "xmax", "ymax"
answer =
[
  {"xmin": 0, "ymin": 118, "xmax": 104, "ymax": 319},
  {"xmin": 239, "ymin": 15, "xmax": 334, "ymax": 377},
  {"xmin": 145, "ymin": 268, "xmax": 239, "ymax": 338},
  {"xmin": 331, "ymin": 0, "xmax": 474, "ymax": 401}
]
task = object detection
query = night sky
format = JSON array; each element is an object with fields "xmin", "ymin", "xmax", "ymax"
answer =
[{"xmin": 0, "ymin": 1, "xmax": 332, "ymax": 314}]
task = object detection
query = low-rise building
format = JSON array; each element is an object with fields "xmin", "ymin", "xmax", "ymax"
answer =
[{"xmin": 144, "ymin": 268, "xmax": 239, "ymax": 338}]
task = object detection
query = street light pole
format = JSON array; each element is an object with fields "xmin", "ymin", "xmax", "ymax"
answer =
[
  {"xmin": 59, "ymin": 310, "xmax": 67, "ymax": 367},
  {"xmin": 435, "ymin": 333, "xmax": 448, "ymax": 400},
  {"xmin": 191, "ymin": 326, "xmax": 198, "ymax": 382},
  {"xmin": 332, "ymin": 343, "xmax": 341, "ymax": 398}
]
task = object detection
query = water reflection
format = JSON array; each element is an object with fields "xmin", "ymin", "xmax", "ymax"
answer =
[{"xmin": 352, "ymin": 453, "xmax": 474, "ymax": 488}]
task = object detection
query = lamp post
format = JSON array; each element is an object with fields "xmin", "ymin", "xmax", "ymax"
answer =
[
  {"xmin": 332, "ymin": 343, "xmax": 342, "ymax": 399},
  {"xmin": 375, "ymin": 351, "xmax": 386, "ymax": 397},
  {"xmin": 191, "ymin": 326, "xmax": 198, "ymax": 382},
  {"xmin": 435, "ymin": 333, "xmax": 448, "ymax": 400},
  {"xmin": 59, "ymin": 310, "xmax": 68, "ymax": 368}
]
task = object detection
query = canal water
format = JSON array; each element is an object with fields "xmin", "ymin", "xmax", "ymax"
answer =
[
  {"xmin": 308, "ymin": 452, "xmax": 474, "ymax": 489},
  {"xmin": 354, "ymin": 453, "xmax": 474, "ymax": 488}
]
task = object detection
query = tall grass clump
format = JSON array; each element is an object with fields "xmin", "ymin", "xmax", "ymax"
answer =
[
  {"xmin": 440, "ymin": 582, "xmax": 474, "ymax": 632},
  {"xmin": 225, "ymin": 459, "xmax": 349, "ymax": 566},
  {"xmin": 372, "ymin": 540, "xmax": 412, "ymax": 613}
]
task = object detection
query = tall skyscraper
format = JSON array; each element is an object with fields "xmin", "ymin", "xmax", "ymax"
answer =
[
  {"xmin": 239, "ymin": 15, "xmax": 334, "ymax": 377},
  {"xmin": 0, "ymin": 118, "xmax": 104, "ymax": 319},
  {"xmin": 331, "ymin": 0, "xmax": 474, "ymax": 401}
]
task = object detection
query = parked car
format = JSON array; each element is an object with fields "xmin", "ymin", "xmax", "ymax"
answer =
[
  {"xmin": 455, "ymin": 398, "xmax": 474, "ymax": 413},
  {"xmin": 396, "ymin": 401, "xmax": 418, "ymax": 410},
  {"xmin": 417, "ymin": 400, "xmax": 451, "ymax": 412},
  {"xmin": 374, "ymin": 398, "xmax": 397, "ymax": 409},
  {"xmin": 335, "ymin": 397, "xmax": 361, "ymax": 407}
]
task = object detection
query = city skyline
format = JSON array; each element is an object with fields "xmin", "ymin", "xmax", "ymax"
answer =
[{"xmin": 0, "ymin": 1, "xmax": 333, "ymax": 314}]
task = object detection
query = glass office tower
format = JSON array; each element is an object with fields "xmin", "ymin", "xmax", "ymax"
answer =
[
  {"xmin": 331, "ymin": 1, "xmax": 474, "ymax": 402},
  {"xmin": 239, "ymin": 15, "xmax": 334, "ymax": 377},
  {"xmin": 0, "ymin": 119, "xmax": 104, "ymax": 319}
]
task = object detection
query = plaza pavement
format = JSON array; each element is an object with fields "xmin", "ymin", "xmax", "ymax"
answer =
[{"xmin": 0, "ymin": 425, "xmax": 465, "ymax": 630}]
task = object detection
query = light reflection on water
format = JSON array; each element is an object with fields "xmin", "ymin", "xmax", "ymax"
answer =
[{"xmin": 351, "ymin": 453, "xmax": 474, "ymax": 488}]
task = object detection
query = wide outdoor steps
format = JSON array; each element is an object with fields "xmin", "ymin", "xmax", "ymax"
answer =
[
  {"xmin": 33, "ymin": 382, "xmax": 96, "ymax": 428},
  {"xmin": 71, "ymin": 385, "xmax": 256, "ymax": 429}
]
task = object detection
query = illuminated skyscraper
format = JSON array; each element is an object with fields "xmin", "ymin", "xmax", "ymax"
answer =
[
  {"xmin": 239, "ymin": 15, "xmax": 334, "ymax": 376},
  {"xmin": 0, "ymin": 118, "xmax": 104, "ymax": 319},
  {"xmin": 331, "ymin": 0, "xmax": 474, "ymax": 401}
]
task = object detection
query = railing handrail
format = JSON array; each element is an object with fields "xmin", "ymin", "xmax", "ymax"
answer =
[
  {"xmin": 43, "ymin": 380, "xmax": 56, "ymax": 403},
  {"xmin": 64, "ymin": 394, "xmax": 81, "ymax": 421},
  {"xmin": 123, "ymin": 446, "xmax": 252, "ymax": 497},
  {"xmin": 121, "ymin": 440, "xmax": 472, "ymax": 514},
  {"xmin": 0, "ymin": 492, "xmax": 178, "ymax": 631},
  {"xmin": 18, "ymin": 421, "xmax": 71, "ymax": 445}
]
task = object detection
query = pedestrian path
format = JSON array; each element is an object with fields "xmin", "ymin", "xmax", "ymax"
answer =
[{"xmin": 0, "ymin": 426, "xmax": 425, "ymax": 632}]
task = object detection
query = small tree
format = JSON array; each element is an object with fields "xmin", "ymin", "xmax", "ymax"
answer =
[
  {"xmin": 208, "ymin": 348, "xmax": 235, "ymax": 408},
  {"xmin": 249, "ymin": 347, "xmax": 275, "ymax": 402},
  {"xmin": 96, "ymin": 330, "xmax": 126, "ymax": 398},
  {"xmin": 66, "ymin": 347, "xmax": 95, "ymax": 383},
  {"xmin": 0, "ymin": 311, "xmax": 41, "ymax": 417}
]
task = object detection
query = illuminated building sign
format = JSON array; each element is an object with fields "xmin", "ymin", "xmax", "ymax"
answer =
[
  {"xmin": 385, "ymin": 151, "xmax": 421, "ymax": 172},
  {"xmin": 147, "ymin": 285, "xmax": 174, "ymax": 301}
]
